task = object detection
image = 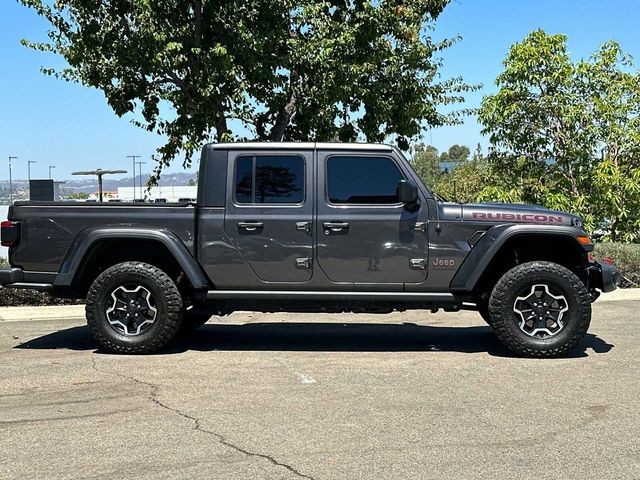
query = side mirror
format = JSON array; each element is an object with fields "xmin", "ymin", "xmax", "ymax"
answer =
[{"xmin": 397, "ymin": 180, "xmax": 418, "ymax": 205}]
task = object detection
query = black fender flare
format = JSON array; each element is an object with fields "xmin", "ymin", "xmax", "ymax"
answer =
[
  {"xmin": 54, "ymin": 227, "xmax": 209, "ymax": 289},
  {"xmin": 450, "ymin": 224, "xmax": 592, "ymax": 293}
]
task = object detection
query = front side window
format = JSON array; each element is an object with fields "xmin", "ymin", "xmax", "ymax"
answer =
[
  {"xmin": 327, "ymin": 156, "xmax": 404, "ymax": 204},
  {"xmin": 235, "ymin": 155, "xmax": 305, "ymax": 204}
]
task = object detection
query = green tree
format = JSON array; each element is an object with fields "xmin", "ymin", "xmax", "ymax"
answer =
[
  {"xmin": 68, "ymin": 191, "xmax": 89, "ymax": 199},
  {"xmin": 586, "ymin": 43, "xmax": 640, "ymax": 241},
  {"xmin": 436, "ymin": 144, "xmax": 490, "ymax": 203},
  {"xmin": 478, "ymin": 30, "xmax": 640, "ymax": 240},
  {"xmin": 445, "ymin": 144, "xmax": 470, "ymax": 163},
  {"xmin": 20, "ymin": 0, "xmax": 476, "ymax": 183},
  {"xmin": 410, "ymin": 144, "xmax": 442, "ymax": 189}
]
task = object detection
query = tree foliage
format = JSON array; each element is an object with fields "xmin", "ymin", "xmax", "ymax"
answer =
[
  {"xmin": 20, "ymin": 0, "xmax": 476, "ymax": 183},
  {"xmin": 67, "ymin": 191, "xmax": 89, "ymax": 199},
  {"xmin": 410, "ymin": 142, "xmax": 489, "ymax": 203},
  {"xmin": 410, "ymin": 144, "xmax": 442, "ymax": 189},
  {"xmin": 442, "ymin": 144, "xmax": 470, "ymax": 163},
  {"xmin": 479, "ymin": 30, "xmax": 640, "ymax": 241},
  {"xmin": 436, "ymin": 143, "xmax": 490, "ymax": 203}
]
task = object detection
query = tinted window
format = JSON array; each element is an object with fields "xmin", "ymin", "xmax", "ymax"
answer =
[
  {"xmin": 235, "ymin": 155, "xmax": 304, "ymax": 204},
  {"xmin": 327, "ymin": 156, "xmax": 403, "ymax": 204}
]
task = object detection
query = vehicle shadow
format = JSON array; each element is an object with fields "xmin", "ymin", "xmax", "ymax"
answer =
[{"xmin": 14, "ymin": 322, "xmax": 614, "ymax": 358}]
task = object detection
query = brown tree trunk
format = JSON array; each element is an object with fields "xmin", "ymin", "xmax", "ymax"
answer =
[
  {"xmin": 610, "ymin": 218, "xmax": 618, "ymax": 242},
  {"xmin": 192, "ymin": 0, "xmax": 203, "ymax": 48},
  {"xmin": 270, "ymin": 90, "xmax": 298, "ymax": 141},
  {"xmin": 215, "ymin": 114, "xmax": 228, "ymax": 142}
]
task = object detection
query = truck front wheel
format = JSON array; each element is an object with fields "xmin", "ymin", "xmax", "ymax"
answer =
[
  {"xmin": 86, "ymin": 262, "xmax": 183, "ymax": 354},
  {"xmin": 488, "ymin": 261, "xmax": 591, "ymax": 358}
]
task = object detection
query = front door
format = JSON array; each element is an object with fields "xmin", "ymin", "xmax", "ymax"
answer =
[
  {"xmin": 315, "ymin": 152, "xmax": 429, "ymax": 285},
  {"xmin": 224, "ymin": 150, "xmax": 313, "ymax": 283}
]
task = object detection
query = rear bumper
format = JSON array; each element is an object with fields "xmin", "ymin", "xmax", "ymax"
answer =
[
  {"xmin": 0, "ymin": 268, "xmax": 55, "ymax": 290},
  {"xmin": 588, "ymin": 261, "xmax": 621, "ymax": 293},
  {"xmin": 0, "ymin": 268, "xmax": 24, "ymax": 284}
]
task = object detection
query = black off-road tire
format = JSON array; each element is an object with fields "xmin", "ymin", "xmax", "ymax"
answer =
[
  {"xmin": 477, "ymin": 301, "xmax": 492, "ymax": 325},
  {"xmin": 86, "ymin": 262, "xmax": 183, "ymax": 354},
  {"xmin": 488, "ymin": 261, "xmax": 591, "ymax": 358}
]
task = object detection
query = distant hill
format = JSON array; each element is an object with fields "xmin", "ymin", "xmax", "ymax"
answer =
[{"xmin": 0, "ymin": 172, "xmax": 197, "ymax": 195}]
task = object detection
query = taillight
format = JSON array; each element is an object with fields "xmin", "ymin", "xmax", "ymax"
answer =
[{"xmin": 1, "ymin": 221, "xmax": 18, "ymax": 247}]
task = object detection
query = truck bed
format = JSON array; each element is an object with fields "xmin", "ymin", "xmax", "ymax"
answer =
[{"xmin": 8, "ymin": 202, "xmax": 197, "ymax": 272}]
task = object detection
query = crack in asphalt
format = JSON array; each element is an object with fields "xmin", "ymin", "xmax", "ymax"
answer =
[{"xmin": 91, "ymin": 357, "xmax": 315, "ymax": 480}]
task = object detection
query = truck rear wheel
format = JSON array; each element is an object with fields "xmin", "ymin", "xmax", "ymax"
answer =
[
  {"xmin": 86, "ymin": 262, "xmax": 183, "ymax": 354},
  {"xmin": 488, "ymin": 261, "xmax": 591, "ymax": 358},
  {"xmin": 477, "ymin": 301, "xmax": 492, "ymax": 325}
]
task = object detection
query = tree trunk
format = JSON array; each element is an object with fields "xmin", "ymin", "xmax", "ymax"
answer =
[
  {"xmin": 610, "ymin": 216, "xmax": 618, "ymax": 242},
  {"xmin": 215, "ymin": 114, "xmax": 228, "ymax": 142},
  {"xmin": 271, "ymin": 90, "xmax": 298, "ymax": 141}
]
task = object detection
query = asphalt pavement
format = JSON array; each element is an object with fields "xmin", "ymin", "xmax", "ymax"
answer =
[{"xmin": 1, "ymin": 301, "xmax": 639, "ymax": 479}]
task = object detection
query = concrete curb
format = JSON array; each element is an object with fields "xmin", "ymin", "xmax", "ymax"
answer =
[
  {"xmin": 0, "ymin": 304, "xmax": 85, "ymax": 322},
  {"xmin": 596, "ymin": 288, "xmax": 640, "ymax": 302},
  {"xmin": 0, "ymin": 289, "xmax": 638, "ymax": 322}
]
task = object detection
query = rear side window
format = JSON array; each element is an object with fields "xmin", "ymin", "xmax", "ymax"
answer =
[
  {"xmin": 235, "ymin": 155, "xmax": 305, "ymax": 204},
  {"xmin": 327, "ymin": 156, "xmax": 404, "ymax": 204}
]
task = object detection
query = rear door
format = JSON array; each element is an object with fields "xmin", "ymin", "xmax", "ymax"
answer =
[
  {"xmin": 315, "ymin": 151, "xmax": 429, "ymax": 285},
  {"xmin": 223, "ymin": 149, "xmax": 313, "ymax": 283}
]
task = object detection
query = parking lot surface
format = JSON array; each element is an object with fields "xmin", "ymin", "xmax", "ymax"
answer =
[{"xmin": 1, "ymin": 301, "xmax": 638, "ymax": 480}]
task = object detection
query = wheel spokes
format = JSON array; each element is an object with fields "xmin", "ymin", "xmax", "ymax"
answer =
[
  {"xmin": 106, "ymin": 285, "xmax": 158, "ymax": 336},
  {"xmin": 513, "ymin": 284, "xmax": 569, "ymax": 338}
]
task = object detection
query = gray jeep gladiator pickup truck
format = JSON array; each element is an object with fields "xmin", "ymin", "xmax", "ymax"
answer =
[{"xmin": 0, "ymin": 142, "xmax": 619, "ymax": 356}]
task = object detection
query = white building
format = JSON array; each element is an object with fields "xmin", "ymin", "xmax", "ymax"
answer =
[{"xmin": 116, "ymin": 185, "xmax": 198, "ymax": 202}]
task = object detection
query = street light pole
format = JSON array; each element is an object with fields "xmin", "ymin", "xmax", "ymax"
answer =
[
  {"xmin": 8, "ymin": 156, "xmax": 18, "ymax": 203},
  {"xmin": 136, "ymin": 161, "xmax": 146, "ymax": 198},
  {"xmin": 28, "ymin": 161, "xmax": 36, "ymax": 182},
  {"xmin": 126, "ymin": 155, "xmax": 140, "ymax": 200},
  {"xmin": 49, "ymin": 165, "xmax": 55, "ymax": 180}
]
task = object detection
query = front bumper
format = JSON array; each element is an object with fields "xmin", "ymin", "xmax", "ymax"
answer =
[{"xmin": 587, "ymin": 261, "xmax": 621, "ymax": 293}]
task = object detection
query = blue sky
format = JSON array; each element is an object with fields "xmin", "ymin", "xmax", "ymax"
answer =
[{"xmin": 1, "ymin": 0, "xmax": 639, "ymax": 180}]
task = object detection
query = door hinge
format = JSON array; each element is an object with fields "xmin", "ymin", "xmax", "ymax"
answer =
[
  {"xmin": 295, "ymin": 257, "xmax": 312, "ymax": 269},
  {"xmin": 410, "ymin": 258, "xmax": 427, "ymax": 270},
  {"xmin": 414, "ymin": 222, "xmax": 427, "ymax": 233}
]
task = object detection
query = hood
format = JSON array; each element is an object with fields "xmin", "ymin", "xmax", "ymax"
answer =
[{"xmin": 459, "ymin": 202, "xmax": 583, "ymax": 228}]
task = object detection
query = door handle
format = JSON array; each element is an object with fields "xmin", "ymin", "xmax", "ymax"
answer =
[
  {"xmin": 237, "ymin": 221, "xmax": 264, "ymax": 231},
  {"xmin": 295, "ymin": 221, "xmax": 311, "ymax": 233},
  {"xmin": 323, "ymin": 221, "xmax": 350, "ymax": 232}
]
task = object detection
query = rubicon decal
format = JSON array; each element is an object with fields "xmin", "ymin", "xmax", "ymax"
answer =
[{"xmin": 472, "ymin": 212, "xmax": 564, "ymax": 223}]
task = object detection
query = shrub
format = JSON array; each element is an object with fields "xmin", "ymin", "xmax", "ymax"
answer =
[
  {"xmin": 593, "ymin": 243, "xmax": 640, "ymax": 289},
  {"xmin": 0, "ymin": 288, "xmax": 81, "ymax": 307},
  {"xmin": 0, "ymin": 257, "xmax": 82, "ymax": 306}
]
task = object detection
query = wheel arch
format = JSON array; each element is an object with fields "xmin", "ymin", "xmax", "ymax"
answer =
[
  {"xmin": 450, "ymin": 224, "xmax": 592, "ymax": 296},
  {"xmin": 54, "ymin": 228, "xmax": 210, "ymax": 293}
]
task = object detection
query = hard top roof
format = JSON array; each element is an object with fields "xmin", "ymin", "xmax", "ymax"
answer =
[{"xmin": 205, "ymin": 142, "xmax": 394, "ymax": 151}]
